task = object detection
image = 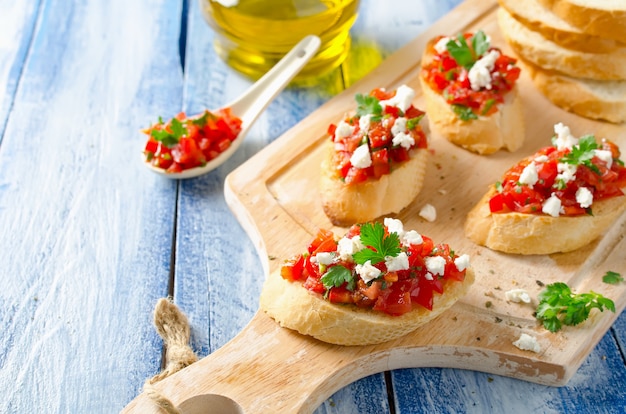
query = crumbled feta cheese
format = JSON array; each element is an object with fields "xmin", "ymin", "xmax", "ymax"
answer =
[
  {"xmin": 419, "ymin": 204, "xmax": 437, "ymax": 222},
  {"xmin": 534, "ymin": 155, "xmax": 549, "ymax": 163},
  {"xmin": 350, "ymin": 144, "xmax": 372, "ymax": 169},
  {"xmin": 335, "ymin": 120, "xmax": 355, "ymax": 140},
  {"xmin": 454, "ymin": 254, "xmax": 470, "ymax": 272},
  {"xmin": 384, "ymin": 218, "xmax": 404, "ymax": 236},
  {"xmin": 355, "ymin": 260, "xmax": 382, "ymax": 283},
  {"xmin": 434, "ymin": 36, "xmax": 452, "ymax": 54},
  {"xmin": 359, "ymin": 114, "xmax": 372, "ymax": 133},
  {"xmin": 519, "ymin": 162, "xmax": 539, "ymax": 188},
  {"xmin": 468, "ymin": 50, "xmax": 500, "ymax": 91},
  {"xmin": 391, "ymin": 117, "xmax": 407, "ymax": 136},
  {"xmin": 594, "ymin": 149, "xmax": 613, "ymax": 169},
  {"xmin": 556, "ymin": 162, "xmax": 577, "ymax": 184},
  {"xmin": 385, "ymin": 252, "xmax": 410, "ymax": 272},
  {"xmin": 392, "ymin": 132, "xmax": 415, "ymax": 149},
  {"xmin": 425, "ymin": 256, "xmax": 446, "ymax": 276},
  {"xmin": 553, "ymin": 123, "xmax": 578, "ymax": 151},
  {"xmin": 380, "ymin": 84, "xmax": 415, "ymax": 112},
  {"xmin": 542, "ymin": 193, "xmax": 563, "ymax": 217},
  {"xmin": 505, "ymin": 289, "xmax": 531, "ymax": 303},
  {"xmin": 576, "ymin": 186, "xmax": 593, "ymax": 208},
  {"xmin": 315, "ymin": 252, "xmax": 335, "ymax": 266},
  {"xmin": 402, "ymin": 230, "xmax": 423, "ymax": 246},
  {"xmin": 337, "ymin": 236, "xmax": 365, "ymax": 261},
  {"xmin": 513, "ymin": 333, "xmax": 541, "ymax": 353}
]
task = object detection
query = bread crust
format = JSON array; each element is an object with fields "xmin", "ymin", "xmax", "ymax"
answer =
[
  {"xmin": 465, "ymin": 186, "xmax": 626, "ymax": 255},
  {"xmin": 536, "ymin": 0, "xmax": 626, "ymax": 43},
  {"xmin": 320, "ymin": 141, "xmax": 428, "ymax": 227},
  {"xmin": 524, "ymin": 61, "xmax": 626, "ymax": 124},
  {"xmin": 498, "ymin": 8, "xmax": 626, "ymax": 81},
  {"xmin": 260, "ymin": 266, "xmax": 475, "ymax": 346},
  {"xmin": 497, "ymin": 0, "xmax": 626, "ymax": 53}
]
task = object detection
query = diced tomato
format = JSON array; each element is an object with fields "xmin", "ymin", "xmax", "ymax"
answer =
[
  {"xmin": 307, "ymin": 229, "xmax": 336, "ymax": 254},
  {"xmin": 280, "ymin": 255, "xmax": 304, "ymax": 281},
  {"xmin": 344, "ymin": 167, "xmax": 369, "ymax": 185},
  {"xmin": 371, "ymin": 149, "xmax": 390, "ymax": 178},
  {"xmin": 328, "ymin": 287, "xmax": 353, "ymax": 304}
]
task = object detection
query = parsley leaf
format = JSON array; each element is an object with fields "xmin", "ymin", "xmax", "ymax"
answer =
[
  {"xmin": 446, "ymin": 30, "xmax": 490, "ymax": 69},
  {"xmin": 535, "ymin": 282, "xmax": 615, "ymax": 332},
  {"xmin": 150, "ymin": 117, "xmax": 188, "ymax": 147},
  {"xmin": 559, "ymin": 135, "xmax": 600, "ymax": 174},
  {"xmin": 355, "ymin": 94, "xmax": 383, "ymax": 121},
  {"xmin": 191, "ymin": 110, "xmax": 217, "ymax": 128},
  {"xmin": 321, "ymin": 265, "xmax": 355, "ymax": 291},
  {"xmin": 603, "ymin": 271, "xmax": 624, "ymax": 285},
  {"xmin": 451, "ymin": 104, "xmax": 478, "ymax": 121},
  {"xmin": 352, "ymin": 222, "xmax": 401, "ymax": 265}
]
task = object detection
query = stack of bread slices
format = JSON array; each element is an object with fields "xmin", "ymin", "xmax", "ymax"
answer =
[{"xmin": 496, "ymin": 0, "xmax": 626, "ymax": 123}]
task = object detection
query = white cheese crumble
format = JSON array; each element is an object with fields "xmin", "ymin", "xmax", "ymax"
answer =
[
  {"xmin": 594, "ymin": 149, "xmax": 613, "ymax": 169},
  {"xmin": 534, "ymin": 155, "xmax": 549, "ymax": 163},
  {"xmin": 425, "ymin": 256, "xmax": 446, "ymax": 276},
  {"xmin": 454, "ymin": 254, "xmax": 470, "ymax": 272},
  {"xmin": 513, "ymin": 333, "xmax": 541, "ymax": 353},
  {"xmin": 391, "ymin": 117, "xmax": 407, "ymax": 136},
  {"xmin": 359, "ymin": 114, "xmax": 372, "ymax": 133},
  {"xmin": 576, "ymin": 187, "xmax": 593, "ymax": 208},
  {"xmin": 556, "ymin": 162, "xmax": 577, "ymax": 184},
  {"xmin": 384, "ymin": 217, "xmax": 404, "ymax": 236},
  {"xmin": 542, "ymin": 193, "xmax": 563, "ymax": 217},
  {"xmin": 505, "ymin": 288, "xmax": 531, "ymax": 304},
  {"xmin": 553, "ymin": 123, "xmax": 578, "ymax": 151},
  {"xmin": 335, "ymin": 120, "xmax": 355, "ymax": 140},
  {"xmin": 402, "ymin": 230, "xmax": 423, "ymax": 246},
  {"xmin": 350, "ymin": 144, "xmax": 372, "ymax": 169},
  {"xmin": 392, "ymin": 132, "xmax": 415, "ymax": 149},
  {"xmin": 380, "ymin": 84, "xmax": 415, "ymax": 112},
  {"xmin": 385, "ymin": 252, "xmax": 410, "ymax": 272},
  {"xmin": 315, "ymin": 252, "xmax": 335, "ymax": 266},
  {"xmin": 519, "ymin": 162, "xmax": 539, "ymax": 188},
  {"xmin": 468, "ymin": 49, "xmax": 500, "ymax": 91},
  {"xmin": 355, "ymin": 260, "xmax": 382, "ymax": 283},
  {"xmin": 337, "ymin": 235, "xmax": 365, "ymax": 261},
  {"xmin": 419, "ymin": 204, "xmax": 437, "ymax": 222},
  {"xmin": 434, "ymin": 36, "xmax": 452, "ymax": 54}
]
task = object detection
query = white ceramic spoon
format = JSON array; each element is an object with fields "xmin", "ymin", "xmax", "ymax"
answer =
[{"xmin": 144, "ymin": 35, "xmax": 321, "ymax": 179}]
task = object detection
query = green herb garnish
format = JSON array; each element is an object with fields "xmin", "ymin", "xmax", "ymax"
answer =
[
  {"xmin": 191, "ymin": 110, "xmax": 217, "ymax": 128},
  {"xmin": 321, "ymin": 265, "xmax": 355, "ymax": 291},
  {"xmin": 535, "ymin": 282, "xmax": 615, "ymax": 332},
  {"xmin": 602, "ymin": 271, "xmax": 624, "ymax": 285},
  {"xmin": 355, "ymin": 94, "xmax": 383, "ymax": 121},
  {"xmin": 559, "ymin": 135, "xmax": 601, "ymax": 174},
  {"xmin": 446, "ymin": 30, "xmax": 490, "ymax": 69},
  {"xmin": 150, "ymin": 117, "xmax": 188, "ymax": 147},
  {"xmin": 406, "ymin": 114, "xmax": 425, "ymax": 130},
  {"xmin": 451, "ymin": 104, "xmax": 478, "ymax": 121},
  {"xmin": 481, "ymin": 98, "xmax": 496, "ymax": 115},
  {"xmin": 352, "ymin": 222, "xmax": 401, "ymax": 266}
]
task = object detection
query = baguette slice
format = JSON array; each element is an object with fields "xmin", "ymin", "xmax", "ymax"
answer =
[
  {"xmin": 320, "ymin": 141, "xmax": 428, "ymax": 227},
  {"xmin": 420, "ymin": 76, "xmax": 524, "ymax": 155},
  {"xmin": 524, "ymin": 61, "xmax": 626, "ymax": 124},
  {"xmin": 497, "ymin": 0, "xmax": 626, "ymax": 53},
  {"xmin": 260, "ymin": 266, "xmax": 474, "ymax": 346},
  {"xmin": 536, "ymin": 0, "xmax": 626, "ymax": 43},
  {"xmin": 498, "ymin": 7, "xmax": 626, "ymax": 81},
  {"xmin": 465, "ymin": 186, "xmax": 626, "ymax": 255}
]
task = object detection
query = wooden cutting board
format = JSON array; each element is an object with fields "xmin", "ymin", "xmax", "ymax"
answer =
[{"xmin": 122, "ymin": 0, "xmax": 626, "ymax": 412}]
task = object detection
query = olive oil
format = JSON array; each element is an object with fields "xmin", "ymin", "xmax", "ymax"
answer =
[{"xmin": 200, "ymin": 0, "xmax": 360, "ymax": 80}]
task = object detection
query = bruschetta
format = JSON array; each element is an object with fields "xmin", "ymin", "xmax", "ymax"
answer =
[
  {"xmin": 465, "ymin": 123, "xmax": 626, "ymax": 255},
  {"xmin": 419, "ymin": 30, "xmax": 525, "ymax": 155},
  {"xmin": 320, "ymin": 86, "xmax": 429, "ymax": 227},
  {"xmin": 260, "ymin": 218, "xmax": 474, "ymax": 346}
]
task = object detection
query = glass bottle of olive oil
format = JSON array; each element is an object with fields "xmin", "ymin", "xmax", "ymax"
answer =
[{"xmin": 200, "ymin": 0, "xmax": 360, "ymax": 80}]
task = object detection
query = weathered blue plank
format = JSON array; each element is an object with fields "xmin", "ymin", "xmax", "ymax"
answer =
[{"xmin": 0, "ymin": 0, "xmax": 183, "ymax": 411}]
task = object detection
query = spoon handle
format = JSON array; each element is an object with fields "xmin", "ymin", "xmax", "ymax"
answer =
[{"xmin": 228, "ymin": 35, "xmax": 321, "ymax": 127}]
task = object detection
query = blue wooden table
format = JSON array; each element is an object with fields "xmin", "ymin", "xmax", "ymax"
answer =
[{"xmin": 1, "ymin": 0, "xmax": 626, "ymax": 412}]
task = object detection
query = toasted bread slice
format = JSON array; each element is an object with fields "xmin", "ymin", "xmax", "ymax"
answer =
[
  {"xmin": 465, "ymin": 186, "xmax": 626, "ymax": 255},
  {"xmin": 260, "ymin": 267, "xmax": 474, "ymax": 346}
]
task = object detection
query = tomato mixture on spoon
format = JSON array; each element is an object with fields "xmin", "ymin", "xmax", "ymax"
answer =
[
  {"xmin": 489, "ymin": 123, "xmax": 626, "ymax": 216},
  {"xmin": 280, "ymin": 218, "xmax": 470, "ymax": 316},
  {"xmin": 143, "ymin": 108, "xmax": 243, "ymax": 173}
]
